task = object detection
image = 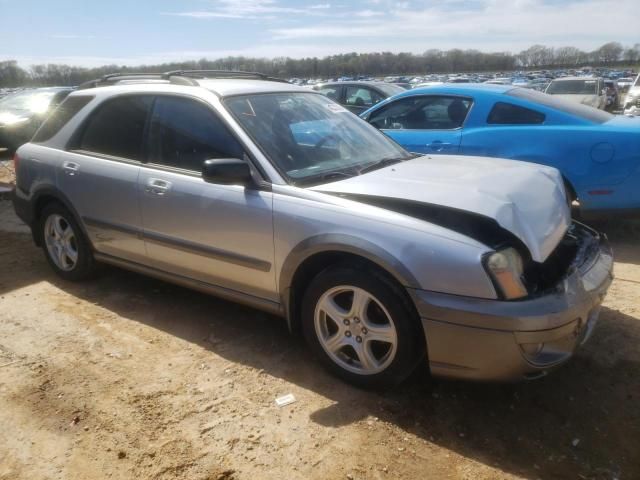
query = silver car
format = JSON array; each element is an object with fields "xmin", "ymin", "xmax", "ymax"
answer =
[
  {"xmin": 544, "ymin": 77, "xmax": 607, "ymax": 110},
  {"xmin": 12, "ymin": 71, "xmax": 613, "ymax": 387},
  {"xmin": 623, "ymin": 74, "xmax": 640, "ymax": 116}
]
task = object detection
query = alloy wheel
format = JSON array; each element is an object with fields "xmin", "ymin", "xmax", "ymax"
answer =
[{"xmin": 314, "ymin": 285, "xmax": 398, "ymax": 375}]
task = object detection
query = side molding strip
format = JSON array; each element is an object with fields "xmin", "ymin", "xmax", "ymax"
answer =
[{"xmin": 83, "ymin": 216, "xmax": 271, "ymax": 272}]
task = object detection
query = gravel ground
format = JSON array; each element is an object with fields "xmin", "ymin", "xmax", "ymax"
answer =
[{"xmin": 0, "ymin": 199, "xmax": 639, "ymax": 480}]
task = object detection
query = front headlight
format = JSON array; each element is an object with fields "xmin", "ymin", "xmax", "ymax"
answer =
[{"xmin": 484, "ymin": 247, "xmax": 528, "ymax": 300}]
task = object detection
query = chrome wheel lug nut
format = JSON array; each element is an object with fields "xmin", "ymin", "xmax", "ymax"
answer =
[
  {"xmin": 354, "ymin": 317, "xmax": 360, "ymax": 323},
  {"xmin": 362, "ymin": 327, "xmax": 368, "ymax": 334},
  {"xmin": 343, "ymin": 319, "xmax": 350, "ymax": 326},
  {"xmin": 345, "ymin": 331, "xmax": 352, "ymax": 337},
  {"xmin": 356, "ymin": 336, "xmax": 362, "ymax": 343}
]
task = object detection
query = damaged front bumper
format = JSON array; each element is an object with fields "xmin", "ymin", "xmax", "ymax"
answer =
[{"xmin": 409, "ymin": 222, "xmax": 613, "ymax": 381}]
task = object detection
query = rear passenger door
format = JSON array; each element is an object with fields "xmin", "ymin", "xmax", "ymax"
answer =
[
  {"xmin": 366, "ymin": 95, "xmax": 471, "ymax": 154},
  {"xmin": 62, "ymin": 95, "xmax": 151, "ymax": 263},
  {"xmin": 138, "ymin": 95, "xmax": 276, "ymax": 302}
]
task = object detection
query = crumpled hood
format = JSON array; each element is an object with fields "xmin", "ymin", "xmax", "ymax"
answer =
[
  {"xmin": 311, "ymin": 155, "xmax": 570, "ymax": 262},
  {"xmin": 552, "ymin": 94, "xmax": 601, "ymax": 108}
]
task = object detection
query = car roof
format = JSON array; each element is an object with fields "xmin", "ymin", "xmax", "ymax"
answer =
[
  {"xmin": 70, "ymin": 78, "xmax": 311, "ymax": 99},
  {"xmin": 405, "ymin": 83, "xmax": 514, "ymax": 97},
  {"xmin": 316, "ymin": 81, "xmax": 395, "ymax": 88},
  {"xmin": 197, "ymin": 78, "xmax": 310, "ymax": 97},
  {"xmin": 551, "ymin": 76, "xmax": 600, "ymax": 81}
]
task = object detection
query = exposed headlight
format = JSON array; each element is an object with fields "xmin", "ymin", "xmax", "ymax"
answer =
[{"xmin": 484, "ymin": 247, "xmax": 528, "ymax": 300}]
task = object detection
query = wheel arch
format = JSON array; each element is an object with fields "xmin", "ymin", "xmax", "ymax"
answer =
[
  {"xmin": 279, "ymin": 234, "xmax": 421, "ymax": 334},
  {"xmin": 30, "ymin": 187, "xmax": 89, "ymax": 247}
]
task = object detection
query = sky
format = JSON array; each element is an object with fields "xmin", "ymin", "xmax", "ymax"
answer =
[{"xmin": 0, "ymin": 0, "xmax": 637, "ymax": 67}]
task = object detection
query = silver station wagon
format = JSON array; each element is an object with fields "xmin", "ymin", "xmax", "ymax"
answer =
[{"xmin": 12, "ymin": 71, "xmax": 613, "ymax": 388}]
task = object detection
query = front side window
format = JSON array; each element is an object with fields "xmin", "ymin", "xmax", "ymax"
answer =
[
  {"xmin": 147, "ymin": 96, "xmax": 244, "ymax": 172},
  {"xmin": 225, "ymin": 92, "xmax": 413, "ymax": 185},
  {"xmin": 78, "ymin": 95, "xmax": 152, "ymax": 160},
  {"xmin": 487, "ymin": 102, "xmax": 546, "ymax": 125},
  {"xmin": 368, "ymin": 95, "xmax": 472, "ymax": 130},
  {"xmin": 344, "ymin": 87, "xmax": 383, "ymax": 108}
]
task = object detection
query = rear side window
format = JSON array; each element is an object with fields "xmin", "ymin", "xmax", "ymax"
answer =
[
  {"xmin": 33, "ymin": 95, "xmax": 93, "ymax": 143},
  {"xmin": 147, "ymin": 96, "xmax": 244, "ymax": 172},
  {"xmin": 487, "ymin": 102, "xmax": 545, "ymax": 125},
  {"xmin": 506, "ymin": 88, "xmax": 612, "ymax": 123},
  {"xmin": 77, "ymin": 95, "xmax": 152, "ymax": 160}
]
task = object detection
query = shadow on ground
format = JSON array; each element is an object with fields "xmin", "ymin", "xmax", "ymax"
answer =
[{"xmin": 1, "ymin": 207, "xmax": 639, "ymax": 480}]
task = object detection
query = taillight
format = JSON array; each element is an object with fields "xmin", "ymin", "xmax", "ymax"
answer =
[{"xmin": 12, "ymin": 152, "xmax": 20, "ymax": 172}]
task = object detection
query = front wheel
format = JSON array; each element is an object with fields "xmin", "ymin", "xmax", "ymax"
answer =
[{"xmin": 301, "ymin": 264, "xmax": 425, "ymax": 389}]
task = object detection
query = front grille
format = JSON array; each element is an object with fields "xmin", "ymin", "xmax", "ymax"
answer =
[{"xmin": 523, "ymin": 222, "xmax": 598, "ymax": 295}]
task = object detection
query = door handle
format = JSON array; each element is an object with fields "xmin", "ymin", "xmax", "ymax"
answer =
[
  {"xmin": 62, "ymin": 161, "xmax": 79, "ymax": 176},
  {"xmin": 145, "ymin": 178, "xmax": 172, "ymax": 196},
  {"xmin": 427, "ymin": 141, "xmax": 452, "ymax": 151}
]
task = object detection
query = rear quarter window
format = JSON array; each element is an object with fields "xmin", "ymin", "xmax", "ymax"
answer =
[
  {"xmin": 487, "ymin": 102, "xmax": 545, "ymax": 125},
  {"xmin": 506, "ymin": 88, "xmax": 613, "ymax": 124},
  {"xmin": 32, "ymin": 95, "xmax": 94, "ymax": 143}
]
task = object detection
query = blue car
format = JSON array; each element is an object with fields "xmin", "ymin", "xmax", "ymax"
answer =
[{"xmin": 361, "ymin": 84, "xmax": 640, "ymax": 217}]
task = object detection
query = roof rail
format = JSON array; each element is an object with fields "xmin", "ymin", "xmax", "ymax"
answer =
[
  {"xmin": 78, "ymin": 70, "xmax": 288, "ymax": 90},
  {"xmin": 165, "ymin": 70, "xmax": 289, "ymax": 83}
]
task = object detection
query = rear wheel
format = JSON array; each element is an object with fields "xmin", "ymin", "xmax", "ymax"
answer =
[
  {"xmin": 301, "ymin": 264, "xmax": 425, "ymax": 389},
  {"xmin": 40, "ymin": 203, "xmax": 96, "ymax": 281}
]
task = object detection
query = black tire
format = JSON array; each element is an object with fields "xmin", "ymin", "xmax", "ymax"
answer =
[
  {"xmin": 39, "ymin": 202, "xmax": 96, "ymax": 281},
  {"xmin": 301, "ymin": 263, "xmax": 425, "ymax": 389}
]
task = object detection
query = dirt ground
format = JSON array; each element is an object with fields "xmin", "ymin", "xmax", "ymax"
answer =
[{"xmin": 0, "ymin": 198, "xmax": 639, "ymax": 480}]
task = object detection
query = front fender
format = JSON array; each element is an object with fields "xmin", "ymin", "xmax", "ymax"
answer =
[{"xmin": 278, "ymin": 233, "xmax": 421, "ymax": 295}]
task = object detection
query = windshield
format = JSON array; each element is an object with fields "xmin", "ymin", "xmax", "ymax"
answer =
[
  {"xmin": 225, "ymin": 92, "xmax": 413, "ymax": 185},
  {"xmin": 546, "ymin": 79, "xmax": 598, "ymax": 95},
  {"xmin": 506, "ymin": 88, "xmax": 613, "ymax": 124},
  {"xmin": 0, "ymin": 90, "xmax": 57, "ymax": 113}
]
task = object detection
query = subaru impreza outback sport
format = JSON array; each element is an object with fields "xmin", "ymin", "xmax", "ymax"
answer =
[{"xmin": 12, "ymin": 72, "xmax": 613, "ymax": 388}]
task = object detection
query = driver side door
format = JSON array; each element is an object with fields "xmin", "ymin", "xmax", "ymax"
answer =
[{"xmin": 366, "ymin": 95, "xmax": 471, "ymax": 154}]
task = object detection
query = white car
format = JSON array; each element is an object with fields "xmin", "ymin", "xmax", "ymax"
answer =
[
  {"xmin": 545, "ymin": 77, "xmax": 606, "ymax": 110},
  {"xmin": 623, "ymin": 74, "xmax": 640, "ymax": 116}
]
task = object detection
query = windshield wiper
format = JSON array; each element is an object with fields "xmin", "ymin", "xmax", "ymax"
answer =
[
  {"xmin": 357, "ymin": 155, "xmax": 416, "ymax": 175},
  {"xmin": 296, "ymin": 170, "xmax": 356, "ymax": 187}
]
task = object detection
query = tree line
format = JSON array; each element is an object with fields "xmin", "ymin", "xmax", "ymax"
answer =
[{"xmin": 1, "ymin": 42, "xmax": 638, "ymax": 88}]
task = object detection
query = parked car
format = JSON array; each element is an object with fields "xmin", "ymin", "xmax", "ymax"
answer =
[
  {"xmin": 0, "ymin": 87, "xmax": 73, "ymax": 154},
  {"xmin": 623, "ymin": 74, "xmax": 640, "ymax": 116},
  {"xmin": 603, "ymin": 80, "xmax": 619, "ymax": 111},
  {"xmin": 544, "ymin": 77, "xmax": 606, "ymax": 110},
  {"xmin": 361, "ymin": 84, "xmax": 640, "ymax": 217},
  {"xmin": 616, "ymin": 77, "xmax": 636, "ymax": 93},
  {"xmin": 313, "ymin": 81, "xmax": 405, "ymax": 115},
  {"xmin": 13, "ymin": 72, "xmax": 612, "ymax": 386}
]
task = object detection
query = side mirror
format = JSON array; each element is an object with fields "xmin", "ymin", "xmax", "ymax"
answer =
[{"xmin": 202, "ymin": 158, "xmax": 253, "ymax": 186}]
